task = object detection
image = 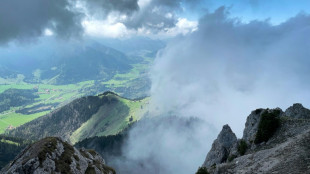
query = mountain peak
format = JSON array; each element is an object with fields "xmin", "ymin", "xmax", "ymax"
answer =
[
  {"xmin": 203, "ymin": 124, "xmax": 237, "ymax": 167},
  {"xmin": 2, "ymin": 137, "xmax": 115, "ymax": 174},
  {"xmin": 284, "ymin": 103, "xmax": 310, "ymax": 119}
]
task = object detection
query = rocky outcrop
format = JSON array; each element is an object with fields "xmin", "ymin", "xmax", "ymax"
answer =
[
  {"xmin": 200, "ymin": 103, "xmax": 310, "ymax": 174},
  {"xmin": 1, "ymin": 137, "xmax": 115, "ymax": 174},
  {"xmin": 203, "ymin": 125, "xmax": 237, "ymax": 167},
  {"xmin": 209, "ymin": 129, "xmax": 310, "ymax": 174},
  {"xmin": 284, "ymin": 103, "xmax": 310, "ymax": 119},
  {"xmin": 242, "ymin": 108, "xmax": 283, "ymax": 145},
  {"xmin": 242, "ymin": 109, "xmax": 264, "ymax": 144}
]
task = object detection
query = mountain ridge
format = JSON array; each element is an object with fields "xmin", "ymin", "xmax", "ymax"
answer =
[
  {"xmin": 0, "ymin": 41, "xmax": 133, "ymax": 85},
  {"xmin": 7, "ymin": 91, "xmax": 149, "ymax": 144}
]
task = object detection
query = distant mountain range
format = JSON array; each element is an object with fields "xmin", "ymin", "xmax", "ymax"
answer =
[
  {"xmin": 0, "ymin": 40, "xmax": 134, "ymax": 85},
  {"xmin": 96, "ymin": 37, "xmax": 166, "ymax": 54}
]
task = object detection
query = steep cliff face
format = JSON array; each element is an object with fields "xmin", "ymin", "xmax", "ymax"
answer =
[
  {"xmin": 201, "ymin": 103, "xmax": 310, "ymax": 174},
  {"xmin": 1, "ymin": 137, "xmax": 115, "ymax": 174}
]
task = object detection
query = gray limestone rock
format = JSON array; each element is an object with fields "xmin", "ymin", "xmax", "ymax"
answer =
[
  {"xmin": 1, "ymin": 137, "xmax": 115, "ymax": 174},
  {"xmin": 284, "ymin": 103, "xmax": 310, "ymax": 119},
  {"xmin": 242, "ymin": 109, "xmax": 264, "ymax": 144},
  {"xmin": 200, "ymin": 104, "xmax": 310, "ymax": 174},
  {"xmin": 203, "ymin": 125, "xmax": 237, "ymax": 167}
]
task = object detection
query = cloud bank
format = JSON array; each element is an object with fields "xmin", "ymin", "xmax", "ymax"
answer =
[
  {"xmin": 150, "ymin": 7, "xmax": 310, "ymax": 135},
  {"xmin": 111, "ymin": 117, "xmax": 216, "ymax": 174}
]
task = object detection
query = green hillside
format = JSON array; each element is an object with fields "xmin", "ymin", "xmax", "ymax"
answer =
[
  {"xmin": 0, "ymin": 81, "xmax": 94, "ymax": 133},
  {"xmin": 7, "ymin": 92, "xmax": 150, "ymax": 144},
  {"xmin": 70, "ymin": 93, "xmax": 149, "ymax": 143}
]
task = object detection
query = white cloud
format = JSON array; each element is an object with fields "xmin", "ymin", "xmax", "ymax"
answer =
[
  {"xmin": 82, "ymin": 19, "xmax": 133, "ymax": 38},
  {"xmin": 167, "ymin": 18, "xmax": 198, "ymax": 35},
  {"xmin": 138, "ymin": 0, "xmax": 152, "ymax": 8},
  {"xmin": 44, "ymin": 29, "xmax": 54, "ymax": 36}
]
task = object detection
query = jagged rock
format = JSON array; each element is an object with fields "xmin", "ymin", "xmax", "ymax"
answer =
[
  {"xmin": 202, "ymin": 125, "xmax": 237, "ymax": 167},
  {"xmin": 200, "ymin": 104, "xmax": 310, "ymax": 174},
  {"xmin": 242, "ymin": 108, "xmax": 283, "ymax": 144},
  {"xmin": 284, "ymin": 103, "xmax": 310, "ymax": 119},
  {"xmin": 208, "ymin": 129, "xmax": 310, "ymax": 174},
  {"xmin": 1, "ymin": 137, "xmax": 115, "ymax": 174}
]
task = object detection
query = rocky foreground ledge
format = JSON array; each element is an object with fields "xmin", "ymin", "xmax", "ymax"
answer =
[
  {"xmin": 1, "ymin": 137, "xmax": 115, "ymax": 174},
  {"xmin": 198, "ymin": 103, "xmax": 310, "ymax": 174}
]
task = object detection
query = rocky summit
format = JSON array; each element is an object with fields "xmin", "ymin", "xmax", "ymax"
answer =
[
  {"xmin": 284, "ymin": 103, "xmax": 310, "ymax": 119},
  {"xmin": 203, "ymin": 125, "xmax": 237, "ymax": 167},
  {"xmin": 1, "ymin": 137, "xmax": 115, "ymax": 174},
  {"xmin": 200, "ymin": 103, "xmax": 310, "ymax": 174}
]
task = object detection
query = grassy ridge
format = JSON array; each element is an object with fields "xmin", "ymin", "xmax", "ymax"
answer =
[
  {"xmin": 7, "ymin": 92, "xmax": 150, "ymax": 144},
  {"xmin": 70, "ymin": 93, "xmax": 149, "ymax": 144}
]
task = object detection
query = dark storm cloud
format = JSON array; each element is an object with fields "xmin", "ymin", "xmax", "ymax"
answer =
[
  {"xmin": 82, "ymin": 0, "xmax": 139, "ymax": 16},
  {"xmin": 124, "ymin": 10, "xmax": 176, "ymax": 31},
  {"xmin": 123, "ymin": 0, "xmax": 202, "ymax": 31},
  {"xmin": 152, "ymin": 0, "xmax": 202, "ymax": 8},
  {"xmin": 0, "ymin": 0, "xmax": 83, "ymax": 44}
]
